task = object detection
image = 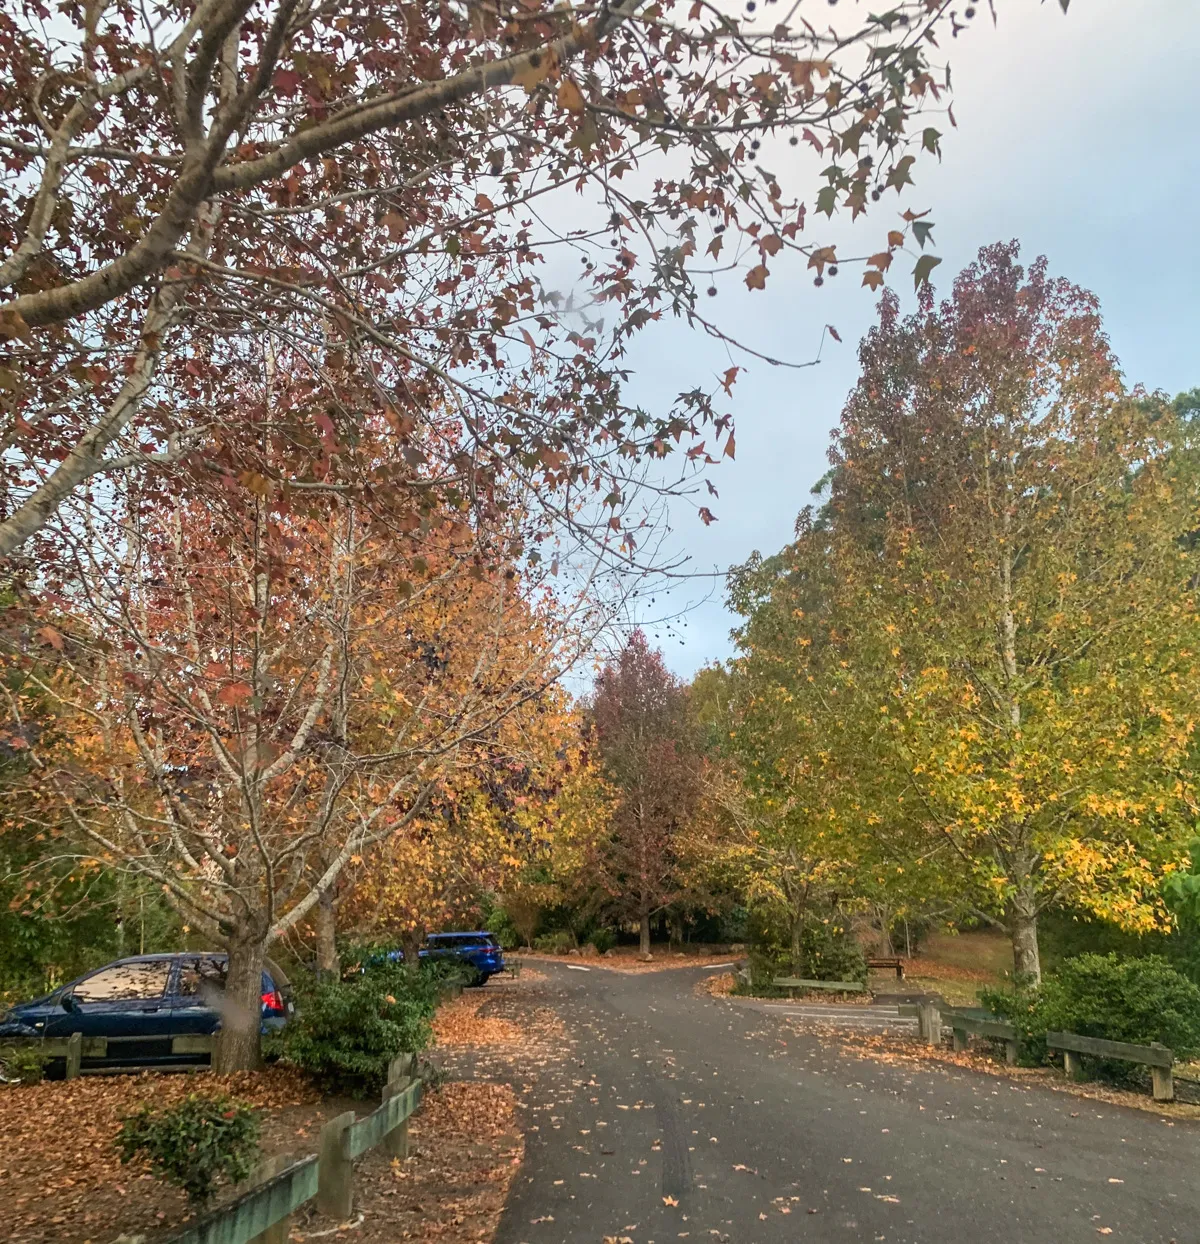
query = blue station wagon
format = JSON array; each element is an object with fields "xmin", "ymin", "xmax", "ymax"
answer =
[
  {"xmin": 422, "ymin": 931, "xmax": 505, "ymax": 982},
  {"xmin": 0, "ymin": 952, "xmax": 292, "ymax": 1073},
  {"xmin": 386, "ymin": 932, "xmax": 505, "ymax": 983}
]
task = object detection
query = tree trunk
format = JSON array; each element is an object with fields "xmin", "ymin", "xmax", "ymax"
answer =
[
  {"xmin": 1008, "ymin": 886, "xmax": 1041, "ymax": 985},
  {"xmin": 315, "ymin": 890, "xmax": 340, "ymax": 978},
  {"xmin": 639, "ymin": 911, "xmax": 651, "ymax": 958},
  {"xmin": 787, "ymin": 911, "xmax": 803, "ymax": 976},
  {"xmin": 213, "ymin": 937, "xmax": 265, "ymax": 1072},
  {"xmin": 401, "ymin": 927, "xmax": 423, "ymax": 975}
]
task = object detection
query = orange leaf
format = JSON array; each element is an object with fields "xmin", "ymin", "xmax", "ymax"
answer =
[
  {"xmin": 216, "ymin": 681, "xmax": 253, "ymax": 707},
  {"xmin": 744, "ymin": 264, "xmax": 768, "ymax": 291},
  {"xmin": 557, "ymin": 77, "xmax": 585, "ymax": 112}
]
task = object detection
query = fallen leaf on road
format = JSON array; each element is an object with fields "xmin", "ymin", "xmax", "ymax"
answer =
[{"xmin": 663, "ymin": 1195, "xmax": 679, "ymax": 1206}]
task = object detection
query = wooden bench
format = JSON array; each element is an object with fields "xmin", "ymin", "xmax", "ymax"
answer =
[
  {"xmin": 867, "ymin": 957, "xmax": 906, "ymax": 979},
  {"xmin": 1046, "ymin": 1030, "xmax": 1175, "ymax": 1101},
  {"xmin": 771, "ymin": 977, "xmax": 866, "ymax": 996},
  {"xmin": 941, "ymin": 1008, "xmax": 1019, "ymax": 1065}
]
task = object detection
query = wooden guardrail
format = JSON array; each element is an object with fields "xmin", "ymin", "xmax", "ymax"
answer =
[
  {"xmin": 164, "ymin": 1054, "xmax": 422, "ymax": 1244},
  {"xmin": 771, "ymin": 977, "xmax": 866, "ymax": 995},
  {"xmin": 1, "ymin": 1032, "xmax": 216, "ymax": 1079},
  {"xmin": 941, "ymin": 1008, "xmax": 1019, "ymax": 1065},
  {"xmin": 1046, "ymin": 1031, "xmax": 1175, "ymax": 1101}
]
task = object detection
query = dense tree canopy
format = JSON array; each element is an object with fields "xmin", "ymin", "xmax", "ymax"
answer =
[
  {"xmin": 726, "ymin": 243, "xmax": 1200, "ymax": 981},
  {"xmin": 0, "ymin": 0, "xmax": 1032, "ymax": 565}
]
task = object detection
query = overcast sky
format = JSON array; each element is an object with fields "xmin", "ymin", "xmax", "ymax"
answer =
[{"xmin": 610, "ymin": 0, "xmax": 1200, "ymax": 678}]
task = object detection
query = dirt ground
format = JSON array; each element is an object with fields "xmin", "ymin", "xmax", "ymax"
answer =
[{"xmin": 0, "ymin": 983, "xmax": 539, "ymax": 1244}]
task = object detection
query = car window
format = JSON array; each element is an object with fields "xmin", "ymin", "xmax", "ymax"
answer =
[
  {"xmin": 177, "ymin": 957, "xmax": 227, "ymax": 997},
  {"xmin": 74, "ymin": 960, "xmax": 172, "ymax": 1003}
]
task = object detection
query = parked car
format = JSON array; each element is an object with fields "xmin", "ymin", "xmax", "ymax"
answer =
[
  {"xmin": 0, "ymin": 952, "xmax": 292, "ymax": 1074},
  {"xmin": 385, "ymin": 932, "xmax": 505, "ymax": 983},
  {"xmin": 422, "ymin": 931, "xmax": 505, "ymax": 983}
]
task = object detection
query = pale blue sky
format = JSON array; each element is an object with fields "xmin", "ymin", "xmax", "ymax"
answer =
[{"xmin": 621, "ymin": 0, "xmax": 1200, "ymax": 677}]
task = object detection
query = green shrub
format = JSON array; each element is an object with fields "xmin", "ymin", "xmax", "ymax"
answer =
[
  {"xmin": 800, "ymin": 921, "xmax": 868, "ymax": 983},
  {"xmin": 744, "ymin": 905, "xmax": 867, "ymax": 984},
  {"xmin": 268, "ymin": 958, "xmax": 437, "ymax": 1095},
  {"xmin": 533, "ymin": 930, "xmax": 574, "ymax": 954},
  {"xmin": 0, "ymin": 1043, "xmax": 47, "ymax": 1084},
  {"xmin": 485, "ymin": 906, "xmax": 521, "ymax": 951},
  {"xmin": 983, "ymin": 953, "xmax": 1200, "ymax": 1075},
  {"xmin": 588, "ymin": 927, "xmax": 617, "ymax": 955},
  {"xmin": 117, "ymin": 1094, "xmax": 259, "ymax": 1203}
]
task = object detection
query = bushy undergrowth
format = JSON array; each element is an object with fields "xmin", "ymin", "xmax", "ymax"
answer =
[
  {"xmin": 982, "ymin": 953, "xmax": 1200, "ymax": 1079},
  {"xmin": 738, "ymin": 908, "xmax": 868, "ymax": 993},
  {"xmin": 118, "ymin": 1094, "xmax": 259, "ymax": 1203},
  {"xmin": 268, "ymin": 957, "xmax": 439, "ymax": 1095}
]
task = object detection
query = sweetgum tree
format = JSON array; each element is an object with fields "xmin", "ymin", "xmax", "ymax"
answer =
[{"xmin": 0, "ymin": 0, "xmax": 1064, "ymax": 561}]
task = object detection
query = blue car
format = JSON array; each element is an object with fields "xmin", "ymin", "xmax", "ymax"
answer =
[
  {"xmin": 422, "ymin": 932, "xmax": 505, "ymax": 983},
  {"xmin": 385, "ymin": 932, "xmax": 505, "ymax": 983},
  {"xmin": 0, "ymin": 952, "xmax": 292, "ymax": 1074}
]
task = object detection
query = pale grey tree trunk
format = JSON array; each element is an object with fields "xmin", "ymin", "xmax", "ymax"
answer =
[{"xmin": 213, "ymin": 935, "xmax": 265, "ymax": 1072}]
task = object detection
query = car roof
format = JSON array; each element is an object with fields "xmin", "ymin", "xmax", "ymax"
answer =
[
  {"xmin": 110, "ymin": 951, "xmax": 228, "ymax": 963},
  {"xmin": 428, "ymin": 931, "xmax": 491, "ymax": 938}
]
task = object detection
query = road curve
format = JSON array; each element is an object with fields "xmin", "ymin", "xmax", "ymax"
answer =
[{"xmin": 492, "ymin": 959, "xmax": 1198, "ymax": 1244}]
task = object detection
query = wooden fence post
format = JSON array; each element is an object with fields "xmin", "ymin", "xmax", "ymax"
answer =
[
  {"xmin": 951, "ymin": 1026, "xmax": 967, "ymax": 1053},
  {"xmin": 917, "ymin": 1002, "xmax": 941, "ymax": 1047},
  {"xmin": 1003, "ymin": 1038, "xmax": 1018, "ymax": 1066},
  {"xmin": 249, "ymin": 1154, "xmax": 296, "ymax": 1244},
  {"xmin": 1063, "ymin": 1049, "xmax": 1084, "ymax": 1080},
  {"xmin": 65, "ymin": 1031, "xmax": 82, "ymax": 1080},
  {"xmin": 383, "ymin": 1054, "xmax": 416, "ymax": 1160},
  {"xmin": 317, "ymin": 1110, "xmax": 355, "ymax": 1221},
  {"xmin": 1151, "ymin": 1044, "xmax": 1174, "ymax": 1101}
]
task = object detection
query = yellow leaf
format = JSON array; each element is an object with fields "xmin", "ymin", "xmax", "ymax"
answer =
[
  {"xmin": 512, "ymin": 51, "xmax": 553, "ymax": 93},
  {"xmin": 557, "ymin": 77, "xmax": 585, "ymax": 112}
]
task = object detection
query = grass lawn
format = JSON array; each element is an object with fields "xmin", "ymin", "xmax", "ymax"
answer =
[{"xmin": 870, "ymin": 930, "xmax": 1014, "ymax": 1006}]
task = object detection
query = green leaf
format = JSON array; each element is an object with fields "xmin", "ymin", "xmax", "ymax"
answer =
[
  {"xmin": 912, "ymin": 220, "xmax": 935, "ymax": 250},
  {"xmin": 921, "ymin": 127, "xmax": 941, "ymax": 155},
  {"xmin": 885, "ymin": 155, "xmax": 915, "ymax": 192},
  {"xmin": 912, "ymin": 254, "xmax": 942, "ymax": 289},
  {"xmin": 816, "ymin": 185, "xmax": 839, "ymax": 217}
]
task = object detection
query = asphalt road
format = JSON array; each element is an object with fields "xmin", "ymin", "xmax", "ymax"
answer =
[{"xmin": 492, "ymin": 960, "xmax": 1200, "ymax": 1244}]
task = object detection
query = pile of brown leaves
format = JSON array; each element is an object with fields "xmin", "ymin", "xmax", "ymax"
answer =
[
  {"xmin": 698, "ymin": 971, "xmax": 736, "ymax": 997},
  {"xmin": 0, "ymin": 1067, "xmax": 319, "ymax": 1243},
  {"xmin": 289, "ymin": 1082, "xmax": 524, "ymax": 1244},
  {"xmin": 433, "ymin": 993, "xmax": 524, "ymax": 1047}
]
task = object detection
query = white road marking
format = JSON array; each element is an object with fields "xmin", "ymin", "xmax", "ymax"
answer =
[{"xmin": 566, "ymin": 964, "xmax": 592, "ymax": 971}]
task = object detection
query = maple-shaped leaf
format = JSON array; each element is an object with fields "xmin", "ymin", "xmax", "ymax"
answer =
[
  {"xmin": 36, "ymin": 625, "xmax": 64, "ymax": 650},
  {"xmin": 216, "ymin": 681, "xmax": 253, "ymax": 707},
  {"xmin": 557, "ymin": 77, "xmax": 585, "ymax": 112},
  {"xmin": 744, "ymin": 264, "xmax": 768, "ymax": 291},
  {"xmin": 912, "ymin": 254, "xmax": 942, "ymax": 289},
  {"xmin": 512, "ymin": 52, "xmax": 553, "ymax": 93}
]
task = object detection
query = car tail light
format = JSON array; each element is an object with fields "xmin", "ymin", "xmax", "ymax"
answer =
[{"xmin": 261, "ymin": 989, "xmax": 284, "ymax": 1012}]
